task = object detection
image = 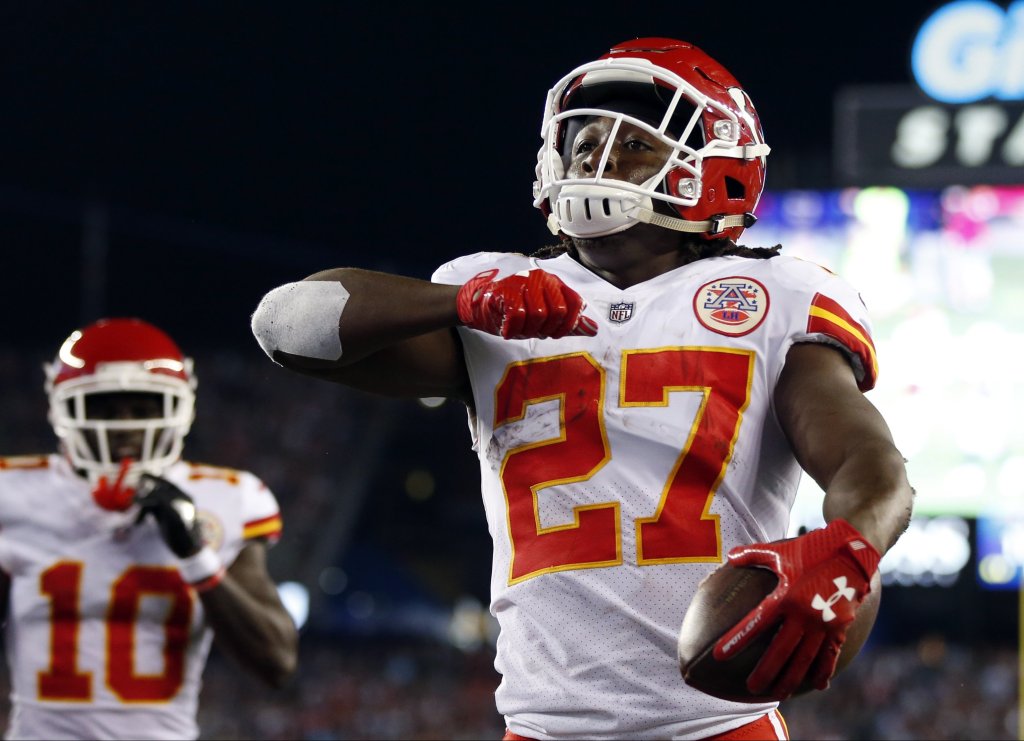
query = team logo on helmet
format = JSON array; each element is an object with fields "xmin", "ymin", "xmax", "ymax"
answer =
[
  {"xmin": 609, "ymin": 301, "xmax": 634, "ymax": 323},
  {"xmin": 694, "ymin": 277, "xmax": 769, "ymax": 336}
]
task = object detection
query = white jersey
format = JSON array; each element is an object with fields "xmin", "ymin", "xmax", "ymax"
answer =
[
  {"xmin": 0, "ymin": 455, "xmax": 283, "ymax": 741},
  {"xmin": 433, "ymin": 251, "xmax": 877, "ymax": 740}
]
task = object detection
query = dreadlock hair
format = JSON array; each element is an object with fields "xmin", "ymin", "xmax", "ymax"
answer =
[{"xmin": 531, "ymin": 232, "xmax": 782, "ymax": 261}]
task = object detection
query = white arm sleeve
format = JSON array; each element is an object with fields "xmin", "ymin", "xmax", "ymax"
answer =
[{"xmin": 251, "ymin": 280, "xmax": 349, "ymax": 363}]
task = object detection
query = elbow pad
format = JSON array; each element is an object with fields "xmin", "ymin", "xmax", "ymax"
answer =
[{"xmin": 251, "ymin": 280, "xmax": 349, "ymax": 363}]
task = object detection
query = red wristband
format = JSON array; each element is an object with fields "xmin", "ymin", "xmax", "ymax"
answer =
[{"xmin": 190, "ymin": 568, "xmax": 226, "ymax": 593}]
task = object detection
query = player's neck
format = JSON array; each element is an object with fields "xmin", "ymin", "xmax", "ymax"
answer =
[{"xmin": 571, "ymin": 227, "xmax": 702, "ymax": 289}]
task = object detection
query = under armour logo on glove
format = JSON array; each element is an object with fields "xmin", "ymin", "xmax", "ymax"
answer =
[
  {"xmin": 712, "ymin": 519, "xmax": 881, "ymax": 699},
  {"xmin": 811, "ymin": 577, "xmax": 857, "ymax": 622},
  {"xmin": 455, "ymin": 268, "xmax": 598, "ymax": 340}
]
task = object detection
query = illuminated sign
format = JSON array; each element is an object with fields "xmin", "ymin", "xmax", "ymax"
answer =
[
  {"xmin": 835, "ymin": 1, "xmax": 1024, "ymax": 186},
  {"xmin": 835, "ymin": 85, "xmax": 1024, "ymax": 186},
  {"xmin": 912, "ymin": 1, "xmax": 1024, "ymax": 103}
]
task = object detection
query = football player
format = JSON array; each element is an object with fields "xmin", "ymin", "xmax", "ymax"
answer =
[
  {"xmin": 0, "ymin": 318, "xmax": 298, "ymax": 740},
  {"xmin": 251, "ymin": 38, "xmax": 913, "ymax": 740}
]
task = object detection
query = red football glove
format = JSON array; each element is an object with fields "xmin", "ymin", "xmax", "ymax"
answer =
[
  {"xmin": 712, "ymin": 519, "xmax": 881, "ymax": 700},
  {"xmin": 455, "ymin": 269, "xmax": 598, "ymax": 340}
]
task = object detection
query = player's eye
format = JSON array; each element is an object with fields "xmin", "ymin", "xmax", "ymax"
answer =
[
  {"xmin": 623, "ymin": 137, "xmax": 654, "ymax": 152},
  {"xmin": 574, "ymin": 139, "xmax": 597, "ymax": 156}
]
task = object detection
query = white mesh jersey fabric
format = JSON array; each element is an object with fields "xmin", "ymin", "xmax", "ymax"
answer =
[{"xmin": 433, "ymin": 250, "xmax": 875, "ymax": 740}]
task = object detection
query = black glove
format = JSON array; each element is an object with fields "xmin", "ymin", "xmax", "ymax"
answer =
[{"xmin": 134, "ymin": 474, "xmax": 204, "ymax": 558}]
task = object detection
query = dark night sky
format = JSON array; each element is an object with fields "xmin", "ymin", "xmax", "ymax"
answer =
[{"xmin": 0, "ymin": 1, "xmax": 946, "ymax": 349}]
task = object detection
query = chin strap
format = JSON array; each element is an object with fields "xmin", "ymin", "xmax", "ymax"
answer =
[
  {"xmin": 549, "ymin": 209, "xmax": 756, "ymax": 237},
  {"xmin": 633, "ymin": 208, "xmax": 757, "ymax": 235}
]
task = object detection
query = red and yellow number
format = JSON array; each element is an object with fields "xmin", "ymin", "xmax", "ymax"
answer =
[
  {"xmin": 107, "ymin": 567, "xmax": 193, "ymax": 702},
  {"xmin": 38, "ymin": 562, "xmax": 194, "ymax": 703},
  {"xmin": 495, "ymin": 348, "xmax": 754, "ymax": 584},
  {"xmin": 496, "ymin": 353, "xmax": 617, "ymax": 583},
  {"xmin": 38, "ymin": 562, "xmax": 91, "ymax": 701},
  {"xmin": 623, "ymin": 348, "xmax": 754, "ymax": 564}
]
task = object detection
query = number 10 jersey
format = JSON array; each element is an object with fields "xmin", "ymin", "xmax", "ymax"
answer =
[{"xmin": 0, "ymin": 456, "xmax": 282, "ymax": 740}]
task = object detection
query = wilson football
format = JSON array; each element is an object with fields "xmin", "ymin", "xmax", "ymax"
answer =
[{"xmin": 677, "ymin": 562, "xmax": 882, "ymax": 703}]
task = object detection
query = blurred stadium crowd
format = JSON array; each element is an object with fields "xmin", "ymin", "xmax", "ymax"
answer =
[
  {"xmin": 0, "ymin": 346, "xmax": 1018, "ymax": 740},
  {"xmin": 198, "ymin": 635, "xmax": 1019, "ymax": 740},
  {"xmin": 0, "ymin": 632, "xmax": 1014, "ymax": 740}
]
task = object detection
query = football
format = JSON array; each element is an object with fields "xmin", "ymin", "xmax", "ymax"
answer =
[{"xmin": 677, "ymin": 562, "xmax": 882, "ymax": 703}]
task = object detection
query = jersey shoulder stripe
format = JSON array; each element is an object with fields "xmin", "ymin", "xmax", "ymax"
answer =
[
  {"xmin": 0, "ymin": 455, "xmax": 49, "ymax": 471},
  {"xmin": 184, "ymin": 462, "xmax": 243, "ymax": 484},
  {"xmin": 807, "ymin": 292, "xmax": 878, "ymax": 390},
  {"xmin": 243, "ymin": 513, "xmax": 282, "ymax": 542}
]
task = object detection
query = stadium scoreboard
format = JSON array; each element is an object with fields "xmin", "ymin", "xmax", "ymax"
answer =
[
  {"xmin": 835, "ymin": 86, "xmax": 1024, "ymax": 187},
  {"xmin": 836, "ymin": 0, "xmax": 1024, "ymax": 188}
]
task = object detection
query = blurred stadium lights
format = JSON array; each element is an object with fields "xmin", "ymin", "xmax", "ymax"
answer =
[
  {"xmin": 770, "ymin": 178, "xmax": 1022, "ymax": 594},
  {"xmin": 758, "ymin": 183, "xmax": 1024, "ymax": 530},
  {"xmin": 404, "ymin": 468, "xmax": 436, "ymax": 502},
  {"xmin": 447, "ymin": 595, "xmax": 498, "ymax": 652},
  {"xmin": 277, "ymin": 581, "xmax": 310, "ymax": 630},
  {"xmin": 976, "ymin": 514, "xmax": 1024, "ymax": 588},
  {"xmin": 318, "ymin": 566, "xmax": 349, "ymax": 595},
  {"xmin": 880, "ymin": 516, "xmax": 972, "ymax": 587}
]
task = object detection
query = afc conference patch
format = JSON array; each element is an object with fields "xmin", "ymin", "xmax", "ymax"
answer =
[
  {"xmin": 198, "ymin": 510, "xmax": 226, "ymax": 551},
  {"xmin": 694, "ymin": 277, "xmax": 769, "ymax": 336},
  {"xmin": 609, "ymin": 301, "xmax": 634, "ymax": 323}
]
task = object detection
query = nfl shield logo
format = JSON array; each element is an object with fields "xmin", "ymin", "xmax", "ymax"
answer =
[{"xmin": 609, "ymin": 302, "xmax": 634, "ymax": 323}]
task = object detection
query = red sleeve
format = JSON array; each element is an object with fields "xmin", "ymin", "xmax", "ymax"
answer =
[{"xmin": 807, "ymin": 292, "xmax": 878, "ymax": 391}]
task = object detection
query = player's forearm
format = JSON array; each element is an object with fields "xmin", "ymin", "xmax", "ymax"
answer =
[
  {"xmin": 821, "ymin": 440, "xmax": 914, "ymax": 555},
  {"xmin": 198, "ymin": 577, "xmax": 298, "ymax": 688},
  {"xmin": 776, "ymin": 343, "xmax": 914, "ymax": 555},
  {"xmin": 252, "ymin": 267, "xmax": 461, "ymax": 368}
]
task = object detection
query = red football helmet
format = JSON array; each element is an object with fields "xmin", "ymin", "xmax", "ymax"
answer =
[
  {"xmin": 533, "ymin": 38, "xmax": 769, "ymax": 241},
  {"xmin": 44, "ymin": 318, "xmax": 196, "ymax": 485}
]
